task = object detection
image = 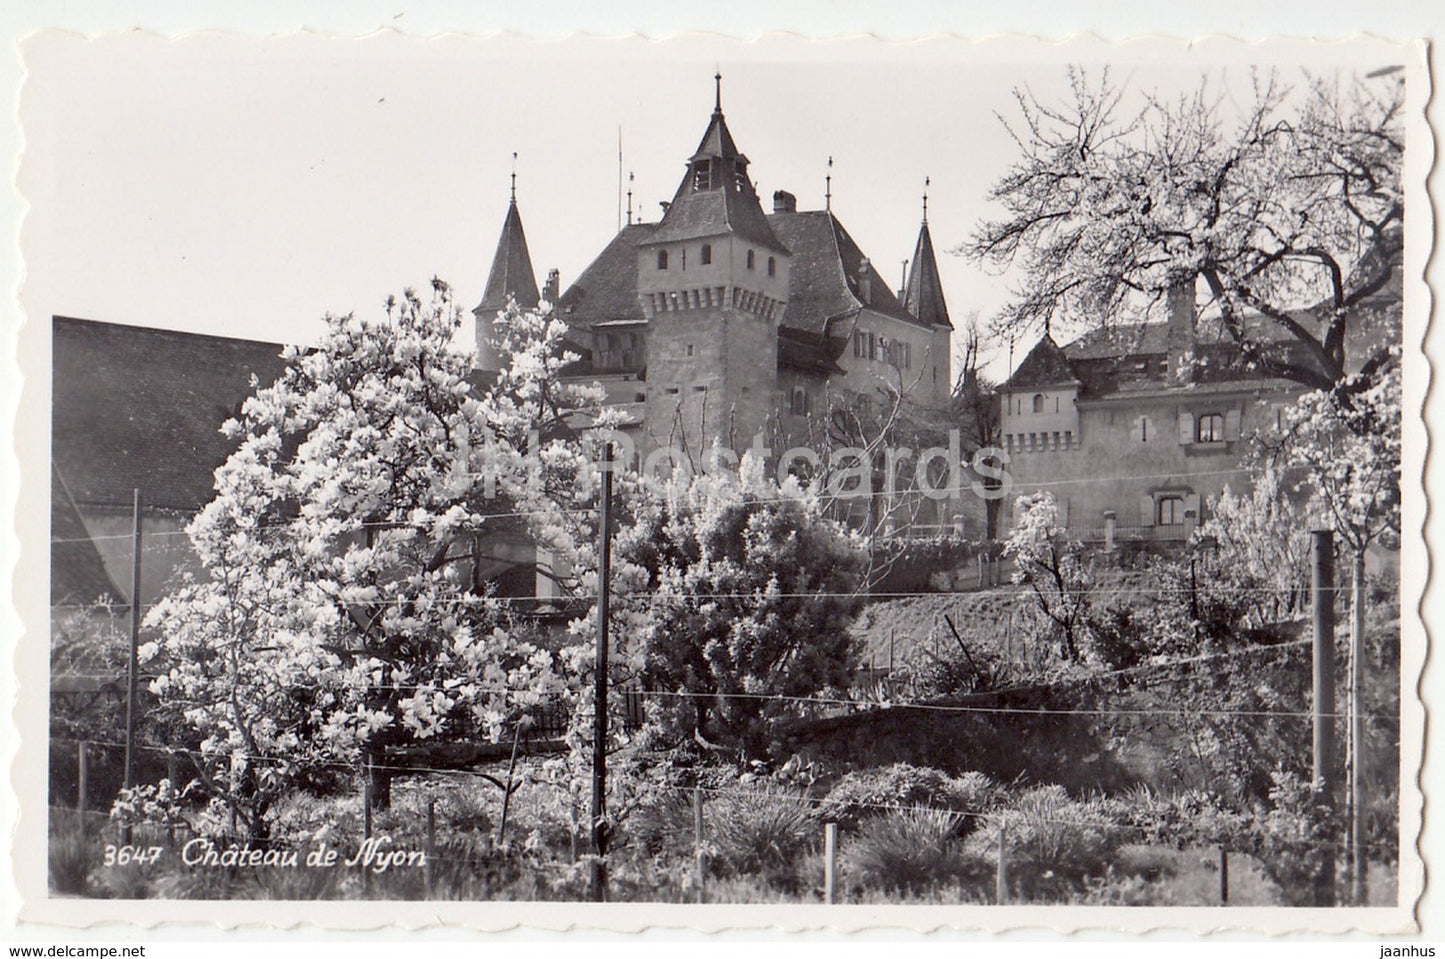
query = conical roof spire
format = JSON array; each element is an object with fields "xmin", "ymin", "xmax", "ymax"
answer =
[
  {"xmin": 645, "ymin": 78, "xmax": 787, "ymax": 254},
  {"xmin": 474, "ymin": 175, "xmax": 540, "ymax": 321},
  {"xmin": 904, "ymin": 188, "xmax": 951, "ymax": 330}
]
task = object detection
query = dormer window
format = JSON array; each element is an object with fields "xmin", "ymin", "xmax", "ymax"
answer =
[
  {"xmin": 657, "ymin": 250, "xmax": 669, "ymax": 270},
  {"xmin": 700, "ymin": 244, "xmax": 712, "ymax": 266}
]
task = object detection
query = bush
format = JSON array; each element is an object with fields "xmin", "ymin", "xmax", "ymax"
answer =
[
  {"xmin": 845, "ymin": 808, "xmax": 982, "ymax": 892},
  {"xmin": 963, "ymin": 785, "xmax": 1131, "ymax": 901},
  {"xmin": 703, "ymin": 785, "xmax": 816, "ymax": 889},
  {"xmin": 818, "ymin": 764, "xmax": 1001, "ymax": 834},
  {"xmin": 48, "ymin": 828, "xmax": 92, "ymax": 896}
]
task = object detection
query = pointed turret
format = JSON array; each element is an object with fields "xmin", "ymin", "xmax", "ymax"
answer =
[
  {"xmin": 903, "ymin": 184, "xmax": 952, "ymax": 330},
  {"xmin": 643, "ymin": 74, "xmax": 787, "ymax": 254},
  {"xmin": 473, "ymin": 181, "xmax": 540, "ymax": 371}
]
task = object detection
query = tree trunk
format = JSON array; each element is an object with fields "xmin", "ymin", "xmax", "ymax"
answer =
[{"xmin": 368, "ymin": 749, "xmax": 393, "ymax": 812}]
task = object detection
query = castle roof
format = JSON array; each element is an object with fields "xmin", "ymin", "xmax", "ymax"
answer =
[
  {"xmin": 1006, "ymin": 335, "xmax": 1078, "ymax": 390},
  {"xmin": 473, "ymin": 199, "xmax": 540, "ymax": 318},
  {"xmin": 767, "ymin": 210, "xmax": 920, "ymax": 336},
  {"xmin": 643, "ymin": 102, "xmax": 787, "ymax": 255},
  {"xmin": 557, "ymin": 223, "xmax": 655, "ymax": 333},
  {"xmin": 904, "ymin": 219, "xmax": 952, "ymax": 329},
  {"xmin": 52, "ymin": 316, "xmax": 290, "ymax": 513}
]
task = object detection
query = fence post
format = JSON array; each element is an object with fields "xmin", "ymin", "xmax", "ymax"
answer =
[
  {"xmin": 1220, "ymin": 847, "xmax": 1229, "ymax": 905},
  {"xmin": 694, "ymin": 786, "xmax": 705, "ymax": 904},
  {"xmin": 996, "ymin": 821, "xmax": 1009, "ymax": 905},
  {"xmin": 824, "ymin": 821, "xmax": 838, "ymax": 904},
  {"xmin": 425, "ymin": 797, "xmax": 436, "ymax": 899},
  {"xmin": 1310, "ymin": 528, "xmax": 1337, "ymax": 907},
  {"xmin": 77, "ymin": 741, "xmax": 89, "ymax": 842},
  {"xmin": 976, "ymin": 554, "xmax": 984, "ymax": 588}
]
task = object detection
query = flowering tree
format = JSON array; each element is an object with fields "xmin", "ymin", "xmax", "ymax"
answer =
[
  {"xmin": 967, "ymin": 67, "xmax": 1403, "ymax": 391},
  {"xmin": 1195, "ymin": 467, "xmax": 1312, "ymax": 626},
  {"xmin": 144, "ymin": 281, "xmax": 604, "ymax": 834},
  {"xmin": 615, "ymin": 457, "xmax": 868, "ymax": 760},
  {"xmin": 1004, "ymin": 491, "xmax": 1093, "ymax": 662}
]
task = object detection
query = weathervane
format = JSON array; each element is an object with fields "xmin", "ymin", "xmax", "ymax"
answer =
[
  {"xmin": 510, "ymin": 151, "xmax": 518, "ymax": 203},
  {"xmin": 922, "ymin": 176, "xmax": 930, "ymax": 222},
  {"xmin": 825, "ymin": 156, "xmax": 833, "ymax": 212}
]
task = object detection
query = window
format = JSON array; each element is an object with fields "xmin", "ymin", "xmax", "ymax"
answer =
[
  {"xmin": 746, "ymin": 249, "xmax": 756, "ymax": 270},
  {"xmin": 1157, "ymin": 495, "xmax": 1185, "ymax": 526},
  {"xmin": 1032, "ymin": 394, "xmax": 1045, "ymax": 414},
  {"xmin": 700, "ymin": 244, "xmax": 712, "ymax": 266},
  {"xmin": 790, "ymin": 387, "xmax": 811, "ymax": 416},
  {"xmin": 1140, "ymin": 417, "xmax": 1150, "ymax": 442},
  {"xmin": 853, "ymin": 329, "xmax": 867, "ymax": 359},
  {"xmin": 1197, "ymin": 412, "xmax": 1225, "ymax": 443},
  {"xmin": 868, "ymin": 333, "xmax": 877, "ymax": 361},
  {"xmin": 685, "ymin": 343, "xmax": 694, "ymax": 358},
  {"xmin": 692, "ymin": 160, "xmax": 712, "ymax": 191},
  {"xmin": 767, "ymin": 256, "xmax": 776, "ymax": 277},
  {"xmin": 657, "ymin": 250, "xmax": 669, "ymax": 270}
]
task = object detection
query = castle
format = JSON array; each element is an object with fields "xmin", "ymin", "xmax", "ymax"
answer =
[{"xmin": 470, "ymin": 79, "xmax": 957, "ymax": 493}]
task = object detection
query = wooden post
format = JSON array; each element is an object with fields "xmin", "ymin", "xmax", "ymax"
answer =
[
  {"xmin": 590, "ymin": 444, "xmax": 614, "ymax": 902},
  {"xmin": 996, "ymin": 821, "xmax": 1009, "ymax": 904},
  {"xmin": 824, "ymin": 822, "xmax": 837, "ymax": 904},
  {"xmin": 497, "ymin": 721, "xmax": 523, "ymax": 846},
  {"xmin": 1350, "ymin": 548, "xmax": 1368, "ymax": 906},
  {"xmin": 694, "ymin": 786, "xmax": 705, "ymax": 904},
  {"xmin": 77, "ymin": 741, "xmax": 89, "ymax": 842},
  {"xmin": 1310, "ymin": 528, "xmax": 1337, "ymax": 907},
  {"xmin": 425, "ymin": 798, "xmax": 436, "ymax": 898},
  {"xmin": 123, "ymin": 488, "xmax": 143, "ymax": 847},
  {"xmin": 1220, "ymin": 847, "xmax": 1230, "ymax": 905}
]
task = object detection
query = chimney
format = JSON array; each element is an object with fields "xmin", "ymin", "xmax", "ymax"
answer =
[
  {"xmin": 857, "ymin": 257, "xmax": 872, "ymax": 304},
  {"xmin": 772, "ymin": 189, "xmax": 797, "ymax": 214},
  {"xmin": 543, "ymin": 268, "xmax": 560, "ymax": 304},
  {"xmin": 1166, "ymin": 275, "xmax": 1197, "ymax": 383}
]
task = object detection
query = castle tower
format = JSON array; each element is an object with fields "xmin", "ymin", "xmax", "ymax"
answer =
[
  {"xmin": 472, "ymin": 176, "xmax": 540, "ymax": 372},
  {"xmin": 903, "ymin": 186, "xmax": 954, "ymax": 400},
  {"xmin": 637, "ymin": 75, "xmax": 791, "ymax": 458}
]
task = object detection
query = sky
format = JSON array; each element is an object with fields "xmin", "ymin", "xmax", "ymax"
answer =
[{"xmin": 18, "ymin": 32, "xmax": 1409, "ymax": 383}]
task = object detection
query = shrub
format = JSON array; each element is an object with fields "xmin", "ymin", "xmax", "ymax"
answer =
[
  {"xmin": 703, "ymin": 785, "xmax": 816, "ymax": 888},
  {"xmin": 818, "ymin": 764, "xmax": 1000, "ymax": 834},
  {"xmin": 845, "ymin": 808, "xmax": 982, "ymax": 892},
  {"xmin": 48, "ymin": 828, "xmax": 92, "ymax": 896},
  {"xmin": 964, "ymin": 785, "xmax": 1131, "ymax": 901}
]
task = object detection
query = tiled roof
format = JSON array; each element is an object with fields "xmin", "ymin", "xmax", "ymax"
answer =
[
  {"xmin": 557, "ymin": 223, "xmax": 656, "ymax": 333},
  {"xmin": 52, "ymin": 316, "xmax": 289, "ymax": 513},
  {"xmin": 904, "ymin": 220, "xmax": 952, "ymax": 329},
  {"xmin": 1005, "ymin": 335, "xmax": 1078, "ymax": 390},
  {"xmin": 473, "ymin": 200, "xmax": 540, "ymax": 318},
  {"xmin": 51, "ymin": 464, "xmax": 125, "ymax": 606},
  {"xmin": 768, "ymin": 211, "xmax": 920, "ymax": 336},
  {"xmin": 644, "ymin": 110, "xmax": 788, "ymax": 255}
]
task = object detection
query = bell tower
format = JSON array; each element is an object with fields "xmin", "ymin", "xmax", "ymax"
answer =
[{"xmin": 637, "ymin": 75, "xmax": 791, "ymax": 458}]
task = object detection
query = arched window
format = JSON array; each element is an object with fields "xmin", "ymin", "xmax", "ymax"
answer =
[
  {"xmin": 1157, "ymin": 495, "xmax": 1185, "ymax": 526},
  {"xmin": 1032, "ymin": 394, "xmax": 1045, "ymax": 413},
  {"xmin": 746, "ymin": 249, "xmax": 756, "ymax": 270},
  {"xmin": 767, "ymin": 256, "xmax": 776, "ymax": 277},
  {"xmin": 657, "ymin": 249, "xmax": 669, "ymax": 270},
  {"xmin": 790, "ymin": 387, "xmax": 810, "ymax": 416},
  {"xmin": 700, "ymin": 243, "xmax": 712, "ymax": 266}
]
